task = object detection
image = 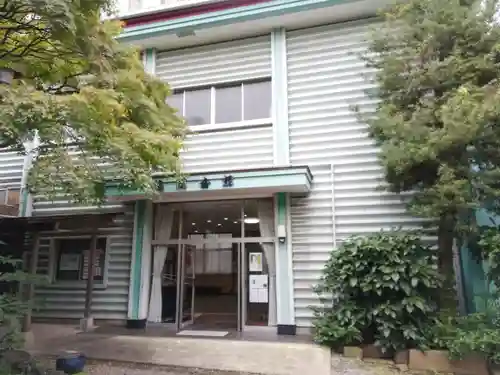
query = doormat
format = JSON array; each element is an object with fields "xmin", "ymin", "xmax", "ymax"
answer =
[{"xmin": 176, "ymin": 330, "xmax": 229, "ymax": 337}]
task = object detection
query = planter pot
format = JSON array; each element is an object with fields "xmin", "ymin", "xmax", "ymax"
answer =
[
  {"xmin": 343, "ymin": 346, "xmax": 363, "ymax": 359},
  {"xmin": 55, "ymin": 351, "xmax": 86, "ymax": 374},
  {"xmin": 394, "ymin": 350, "xmax": 409, "ymax": 365},
  {"xmin": 409, "ymin": 349, "xmax": 452, "ymax": 372},
  {"xmin": 451, "ymin": 354, "xmax": 489, "ymax": 375},
  {"xmin": 126, "ymin": 319, "xmax": 147, "ymax": 329},
  {"xmin": 363, "ymin": 344, "xmax": 392, "ymax": 359},
  {"xmin": 409, "ymin": 349, "xmax": 489, "ymax": 375}
]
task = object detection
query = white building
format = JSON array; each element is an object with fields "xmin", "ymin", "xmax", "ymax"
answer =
[{"xmin": 0, "ymin": 0, "xmax": 424, "ymax": 335}]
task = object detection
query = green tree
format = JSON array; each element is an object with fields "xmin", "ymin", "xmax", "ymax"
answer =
[
  {"xmin": 0, "ymin": 0, "xmax": 187, "ymax": 203},
  {"xmin": 364, "ymin": 0, "xmax": 500, "ymax": 309}
]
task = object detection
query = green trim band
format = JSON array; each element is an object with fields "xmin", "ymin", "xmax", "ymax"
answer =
[
  {"xmin": 131, "ymin": 200, "xmax": 146, "ymax": 319},
  {"xmin": 119, "ymin": 0, "xmax": 356, "ymax": 42},
  {"xmin": 277, "ymin": 192, "xmax": 287, "ymax": 225},
  {"xmin": 105, "ymin": 166, "xmax": 313, "ymax": 199},
  {"xmin": 271, "ymin": 28, "xmax": 290, "ymax": 166},
  {"xmin": 20, "ymin": 187, "xmax": 29, "ymax": 217},
  {"xmin": 143, "ymin": 48, "xmax": 155, "ymax": 73},
  {"xmin": 275, "ymin": 192, "xmax": 294, "ymax": 325}
]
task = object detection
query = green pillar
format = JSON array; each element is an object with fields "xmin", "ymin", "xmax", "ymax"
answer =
[{"xmin": 275, "ymin": 192, "xmax": 295, "ymax": 334}]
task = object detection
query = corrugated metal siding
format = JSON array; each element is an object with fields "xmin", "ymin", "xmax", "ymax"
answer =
[
  {"xmin": 156, "ymin": 36, "xmax": 273, "ymax": 174},
  {"xmin": 156, "ymin": 36, "xmax": 271, "ymax": 88},
  {"xmin": 32, "ymin": 148, "xmax": 124, "ymax": 216},
  {"xmin": 32, "ymin": 207, "xmax": 134, "ymax": 320},
  {"xmin": 289, "ymin": 164, "xmax": 334, "ymax": 327},
  {"xmin": 32, "ymin": 197, "xmax": 124, "ymax": 216},
  {"xmin": 0, "ymin": 148, "xmax": 24, "ymax": 190},
  {"xmin": 183, "ymin": 127, "xmax": 274, "ymax": 173},
  {"xmin": 287, "ymin": 21, "xmax": 425, "ymax": 327}
]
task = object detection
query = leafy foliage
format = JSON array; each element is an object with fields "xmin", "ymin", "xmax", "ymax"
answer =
[
  {"xmin": 364, "ymin": 0, "xmax": 500, "ymax": 306},
  {"xmin": 424, "ymin": 300, "xmax": 500, "ymax": 363},
  {"xmin": 0, "ymin": 252, "xmax": 48, "ymax": 351},
  {"xmin": 477, "ymin": 225, "xmax": 500, "ymax": 290},
  {"xmin": 416, "ymin": 226, "xmax": 500, "ymax": 362},
  {"xmin": 0, "ymin": 0, "xmax": 187, "ymax": 203},
  {"xmin": 447, "ymin": 308, "xmax": 500, "ymax": 363},
  {"xmin": 312, "ymin": 231, "xmax": 442, "ymax": 352}
]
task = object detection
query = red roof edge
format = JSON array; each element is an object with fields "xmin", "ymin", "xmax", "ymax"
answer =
[{"xmin": 123, "ymin": 0, "xmax": 271, "ymax": 28}]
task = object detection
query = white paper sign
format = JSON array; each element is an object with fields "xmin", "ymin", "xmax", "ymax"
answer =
[
  {"xmin": 82, "ymin": 249, "xmax": 102, "ymax": 280},
  {"xmin": 59, "ymin": 254, "xmax": 80, "ymax": 271},
  {"xmin": 249, "ymin": 274, "xmax": 268, "ymax": 303},
  {"xmin": 249, "ymin": 252, "xmax": 263, "ymax": 272}
]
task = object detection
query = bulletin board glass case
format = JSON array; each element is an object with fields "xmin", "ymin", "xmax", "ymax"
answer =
[{"xmin": 55, "ymin": 237, "xmax": 107, "ymax": 282}]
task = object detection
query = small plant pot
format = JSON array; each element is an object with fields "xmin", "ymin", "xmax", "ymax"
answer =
[
  {"xmin": 363, "ymin": 344, "xmax": 392, "ymax": 359},
  {"xmin": 408, "ymin": 349, "xmax": 451, "ymax": 372},
  {"xmin": 126, "ymin": 318, "xmax": 147, "ymax": 329},
  {"xmin": 451, "ymin": 354, "xmax": 489, "ymax": 375},
  {"xmin": 55, "ymin": 351, "xmax": 86, "ymax": 375},
  {"xmin": 409, "ymin": 349, "xmax": 489, "ymax": 375},
  {"xmin": 343, "ymin": 346, "xmax": 363, "ymax": 359},
  {"xmin": 394, "ymin": 350, "xmax": 409, "ymax": 365}
]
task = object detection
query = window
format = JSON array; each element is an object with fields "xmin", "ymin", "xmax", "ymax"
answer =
[
  {"xmin": 168, "ymin": 80, "xmax": 272, "ymax": 128},
  {"xmin": 185, "ymin": 88, "xmax": 211, "ymax": 125},
  {"xmin": 0, "ymin": 188, "xmax": 20, "ymax": 206},
  {"xmin": 188, "ymin": 234, "xmax": 233, "ymax": 274},
  {"xmin": 55, "ymin": 237, "xmax": 107, "ymax": 283}
]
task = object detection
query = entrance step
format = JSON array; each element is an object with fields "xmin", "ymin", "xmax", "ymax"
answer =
[{"xmin": 30, "ymin": 332, "xmax": 331, "ymax": 375}]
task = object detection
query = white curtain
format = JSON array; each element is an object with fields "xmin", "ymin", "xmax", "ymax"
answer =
[
  {"xmin": 147, "ymin": 205, "xmax": 174, "ymax": 322},
  {"xmin": 257, "ymin": 199, "xmax": 277, "ymax": 326}
]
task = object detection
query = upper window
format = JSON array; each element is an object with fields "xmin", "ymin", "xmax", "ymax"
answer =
[{"xmin": 167, "ymin": 80, "xmax": 272, "ymax": 128}]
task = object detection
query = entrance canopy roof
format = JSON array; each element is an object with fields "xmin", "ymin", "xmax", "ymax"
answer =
[{"xmin": 105, "ymin": 166, "xmax": 312, "ymax": 203}]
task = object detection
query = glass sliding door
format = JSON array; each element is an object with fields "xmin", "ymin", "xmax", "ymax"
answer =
[
  {"xmin": 176, "ymin": 244, "xmax": 196, "ymax": 330},
  {"xmin": 161, "ymin": 198, "xmax": 276, "ymax": 333}
]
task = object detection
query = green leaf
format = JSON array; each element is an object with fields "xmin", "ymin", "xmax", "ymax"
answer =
[
  {"xmin": 411, "ymin": 277, "xmax": 418, "ymax": 287},
  {"xmin": 312, "ymin": 230, "xmax": 441, "ymax": 352},
  {"xmin": 0, "ymin": 0, "xmax": 187, "ymax": 204}
]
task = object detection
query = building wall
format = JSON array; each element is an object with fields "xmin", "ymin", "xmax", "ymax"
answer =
[
  {"xmin": 0, "ymin": 148, "xmax": 24, "ymax": 190},
  {"xmin": 155, "ymin": 36, "xmax": 274, "ymax": 173},
  {"xmin": 31, "ymin": 148, "xmax": 125, "ymax": 216},
  {"xmin": 286, "ymin": 20, "xmax": 425, "ymax": 327},
  {"xmin": 31, "ymin": 206, "xmax": 134, "ymax": 320},
  {"xmin": 2, "ymin": 18, "xmax": 431, "ymax": 327}
]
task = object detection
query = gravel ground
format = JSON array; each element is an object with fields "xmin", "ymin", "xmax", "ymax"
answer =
[
  {"xmin": 39, "ymin": 355, "xmax": 429, "ymax": 375},
  {"xmin": 38, "ymin": 359, "xmax": 261, "ymax": 375},
  {"xmin": 331, "ymin": 356, "xmax": 403, "ymax": 375},
  {"xmin": 83, "ymin": 361, "xmax": 258, "ymax": 375}
]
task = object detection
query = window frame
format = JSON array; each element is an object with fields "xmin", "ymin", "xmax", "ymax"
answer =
[
  {"xmin": 171, "ymin": 79, "xmax": 272, "ymax": 132},
  {"xmin": 0, "ymin": 188, "xmax": 20, "ymax": 206},
  {"xmin": 48, "ymin": 235, "xmax": 110, "ymax": 288}
]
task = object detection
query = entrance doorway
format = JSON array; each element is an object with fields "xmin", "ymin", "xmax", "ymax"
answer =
[{"xmin": 149, "ymin": 199, "xmax": 276, "ymax": 333}]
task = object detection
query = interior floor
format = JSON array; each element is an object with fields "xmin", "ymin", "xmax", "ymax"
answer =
[{"xmin": 191, "ymin": 294, "xmax": 238, "ymax": 330}]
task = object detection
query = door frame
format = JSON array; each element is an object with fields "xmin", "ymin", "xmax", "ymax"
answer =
[
  {"xmin": 157, "ymin": 200, "xmax": 277, "ymax": 332},
  {"xmin": 171, "ymin": 238, "xmax": 276, "ymax": 332}
]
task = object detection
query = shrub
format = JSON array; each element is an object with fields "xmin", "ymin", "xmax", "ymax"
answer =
[
  {"xmin": 423, "ymin": 300, "xmax": 500, "ymax": 364},
  {"xmin": 312, "ymin": 231, "xmax": 442, "ymax": 352}
]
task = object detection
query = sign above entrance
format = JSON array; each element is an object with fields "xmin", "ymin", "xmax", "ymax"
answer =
[{"xmin": 104, "ymin": 166, "xmax": 313, "ymax": 202}]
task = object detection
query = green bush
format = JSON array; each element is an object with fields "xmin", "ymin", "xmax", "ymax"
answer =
[
  {"xmin": 423, "ymin": 301, "xmax": 500, "ymax": 364},
  {"xmin": 417, "ymin": 226, "xmax": 500, "ymax": 363},
  {"xmin": 312, "ymin": 231, "xmax": 442, "ymax": 352}
]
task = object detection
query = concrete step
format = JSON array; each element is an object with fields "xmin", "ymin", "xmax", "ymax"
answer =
[{"xmin": 29, "ymin": 328, "xmax": 331, "ymax": 375}]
